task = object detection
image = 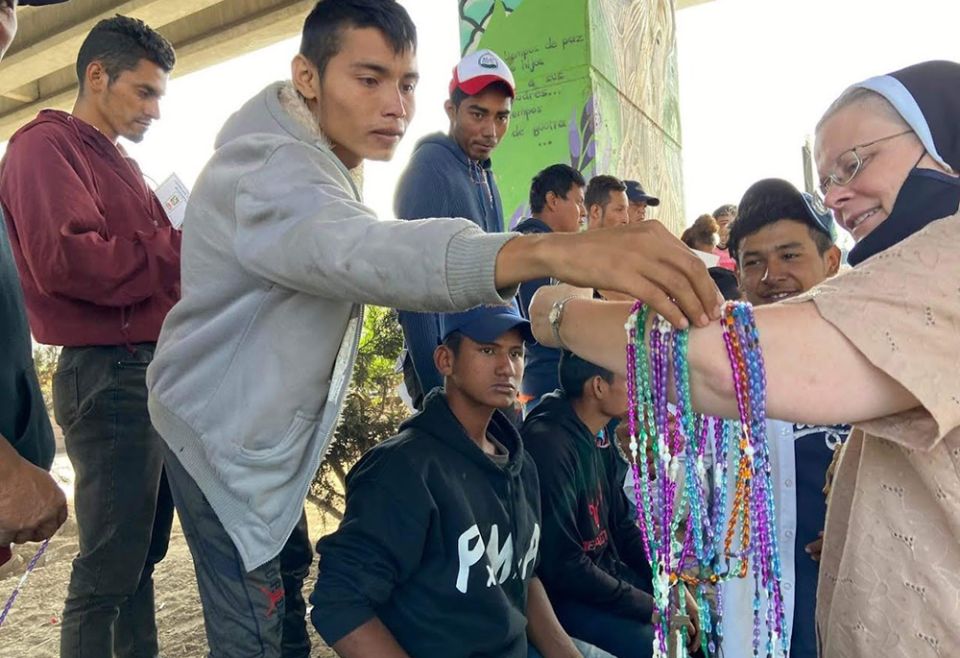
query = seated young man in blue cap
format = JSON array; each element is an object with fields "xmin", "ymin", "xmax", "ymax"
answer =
[{"xmin": 311, "ymin": 302, "xmax": 582, "ymax": 658}]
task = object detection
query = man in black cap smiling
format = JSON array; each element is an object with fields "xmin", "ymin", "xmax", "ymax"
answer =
[
  {"xmin": 727, "ymin": 179, "xmax": 840, "ymax": 306},
  {"xmin": 623, "ymin": 180, "xmax": 660, "ymax": 223}
]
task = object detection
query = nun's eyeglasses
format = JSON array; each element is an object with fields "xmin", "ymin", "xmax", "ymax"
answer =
[{"xmin": 819, "ymin": 130, "xmax": 913, "ymax": 195}]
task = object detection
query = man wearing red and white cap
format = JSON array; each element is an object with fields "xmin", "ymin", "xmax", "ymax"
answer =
[{"xmin": 394, "ymin": 49, "xmax": 516, "ymax": 409}]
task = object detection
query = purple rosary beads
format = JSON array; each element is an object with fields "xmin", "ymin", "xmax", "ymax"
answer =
[{"xmin": 626, "ymin": 301, "xmax": 787, "ymax": 658}]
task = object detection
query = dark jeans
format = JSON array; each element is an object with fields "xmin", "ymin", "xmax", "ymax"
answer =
[
  {"xmin": 54, "ymin": 344, "xmax": 174, "ymax": 658},
  {"xmin": 163, "ymin": 444, "xmax": 312, "ymax": 658},
  {"xmin": 552, "ymin": 597, "xmax": 655, "ymax": 658}
]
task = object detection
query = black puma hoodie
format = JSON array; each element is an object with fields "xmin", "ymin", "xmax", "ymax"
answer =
[{"xmin": 311, "ymin": 390, "xmax": 541, "ymax": 658}]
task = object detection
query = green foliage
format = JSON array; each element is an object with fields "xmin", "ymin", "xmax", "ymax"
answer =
[
  {"xmin": 32, "ymin": 344, "xmax": 61, "ymax": 415},
  {"xmin": 309, "ymin": 306, "xmax": 408, "ymax": 526}
]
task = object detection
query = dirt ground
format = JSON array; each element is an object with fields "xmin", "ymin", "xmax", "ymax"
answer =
[{"xmin": 0, "ymin": 449, "xmax": 338, "ymax": 657}]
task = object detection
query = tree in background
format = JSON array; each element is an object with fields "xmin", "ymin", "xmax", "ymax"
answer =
[
  {"xmin": 309, "ymin": 306, "xmax": 408, "ymax": 526},
  {"xmin": 32, "ymin": 344, "xmax": 60, "ymax": 415}
]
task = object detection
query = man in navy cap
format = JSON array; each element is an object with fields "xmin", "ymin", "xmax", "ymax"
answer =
[
  {"xmin": 312, "ymin": 302, "xmax": 584, "ymax": 658},
  {"xmin": 623, "ymin": 180, "xmax": 660, "ymax": 223},
  {"xmin": 721, "ymin": 178, "xmax": 849, "ymax": 658},
  {"xmin": 0, "ymin": 0, "xmax": 70, "ymax": 562}
]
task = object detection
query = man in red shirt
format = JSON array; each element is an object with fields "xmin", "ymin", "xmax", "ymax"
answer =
[{"xmin": 0, "ymin": 16, "xmax": 178, "ymax": 658}]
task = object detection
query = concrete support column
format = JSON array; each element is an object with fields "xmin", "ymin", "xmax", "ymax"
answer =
[{"xmin": 458, "ymin": 0, "xmax": 685, "ymax": 234}]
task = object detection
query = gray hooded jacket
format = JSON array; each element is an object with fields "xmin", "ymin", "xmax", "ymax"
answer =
[{"xmin": 147, "ymin": 82, "xmax": 517, "ymax": 570}]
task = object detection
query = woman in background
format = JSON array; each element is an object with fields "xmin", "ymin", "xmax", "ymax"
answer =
[{"xmin": 680, "ymin": 214, "xmax": 720, "ymax": 254}]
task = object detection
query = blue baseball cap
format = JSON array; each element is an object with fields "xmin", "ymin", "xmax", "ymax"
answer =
[
  {"xmin": 440, "ymin": 301, "xmax": 533, "ymax": 344},
  {"xmin": 624, "ymin": 180, "xmax": 660, "ymax": 206},
  {"xmin": 737, "ymin": 178, "xmax": 836, "ymax": 241}
]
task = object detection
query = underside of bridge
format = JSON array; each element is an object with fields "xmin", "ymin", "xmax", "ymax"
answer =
[
  {"xmin": 0, "ymin": 0, "xmax": 318, "ymax": 139},
  {"xmin": 1, "ymin": 0, "xmax": 714, "ymax": 141}
]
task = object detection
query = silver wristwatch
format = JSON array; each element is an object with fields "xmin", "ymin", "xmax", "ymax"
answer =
[{"xmin": 548, "ymin": 296, "xmax": 577, "ymax": 350}]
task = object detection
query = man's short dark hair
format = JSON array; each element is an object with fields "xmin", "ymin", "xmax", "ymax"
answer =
[
  {"xmin": 300, "ymin": 0, "xmax": 417, "ymax": 77},
  {"xmin": 727, "ymin": 194, "xmax": 834, "ymax": 264},
  {"xmin": 559, "ymin": 350, "xmax": 613, "ymax": 400},
  {"xmin": 584, "ymin": 175, "xmax": 626, "ymax": 212},
  {"xmin": 76, "ymin": 15, "xmax": 175, "ymax": 89},
  {"xmin": 529, "ymin": 164, "xmax": 586, "ymax": 214}
]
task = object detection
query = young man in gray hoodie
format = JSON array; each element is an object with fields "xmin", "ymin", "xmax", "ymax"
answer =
[{"xmin": 146, "ymin": 0, "xmax": 719, "ymax": 655}]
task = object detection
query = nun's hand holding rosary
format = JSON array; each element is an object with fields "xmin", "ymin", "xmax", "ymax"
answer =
[
  {"xmin": 675, "ymin": 586, "xmax": 703, "ymax": 652},
  {"xmin": 527, "ymin": 279, "xmax": 723, "ymax": 365}
]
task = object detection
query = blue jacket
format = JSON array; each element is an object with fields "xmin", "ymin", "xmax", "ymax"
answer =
[
  {"xmin": 513, "ymin": 216, "xmax": 560, "ymax": 406},
  {"xmin": 394, "ymin": 132, "xmax": 505, "ymax": 400}
]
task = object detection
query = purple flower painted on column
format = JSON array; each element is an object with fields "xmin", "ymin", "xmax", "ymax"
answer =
[
  {"xmin": 570, "ymin": 95, "xmax": 596, "ymax": 178},
  {"xmin": 569, "ymin": 107, "xmax": 581, "ymax": 162}
]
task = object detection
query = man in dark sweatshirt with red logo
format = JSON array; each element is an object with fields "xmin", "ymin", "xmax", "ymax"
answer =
[
  {"xmin": 311, "ymin": 303, "xmax": 582, "ymax": 658},
  {"xmin": 523, "ymin": 352, "xmax": 701, "ymax": 658},
  {"xmin": 0, "ymin": 16, "xmax": 179, "ymax": 658}
]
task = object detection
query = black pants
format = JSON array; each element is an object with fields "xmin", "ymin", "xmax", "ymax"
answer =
[
  {"xmin": 164, "ymin": 443, "xmax": 312, "ymax": 657},
  {"xmin": 54, "ymin": 344, "xmax": 174, "ymax": 658}
]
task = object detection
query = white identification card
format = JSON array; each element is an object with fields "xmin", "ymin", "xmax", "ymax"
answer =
[{"xmin": 156, "ymin": 173, "xmax": 190, "ymax": 229}]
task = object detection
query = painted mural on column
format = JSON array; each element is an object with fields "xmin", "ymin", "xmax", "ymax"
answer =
[{"xmin": 457, "ymin": 0, "xmax": 685, "ymax": 234}]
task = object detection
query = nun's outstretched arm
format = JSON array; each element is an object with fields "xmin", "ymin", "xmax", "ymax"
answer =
[{"xmin": 528, "ymin": 285, "xmax": 918, "ymax": 426}]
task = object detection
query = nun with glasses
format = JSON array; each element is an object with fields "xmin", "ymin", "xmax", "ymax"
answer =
[{"xmin": 527, "ymin": 59, "xmax": 960, "ymax": 658}]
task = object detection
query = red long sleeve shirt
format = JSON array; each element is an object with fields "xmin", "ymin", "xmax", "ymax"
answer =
[{"xmin": 0, "ymin": 110, "xmax": 180, "ymax": 346}]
